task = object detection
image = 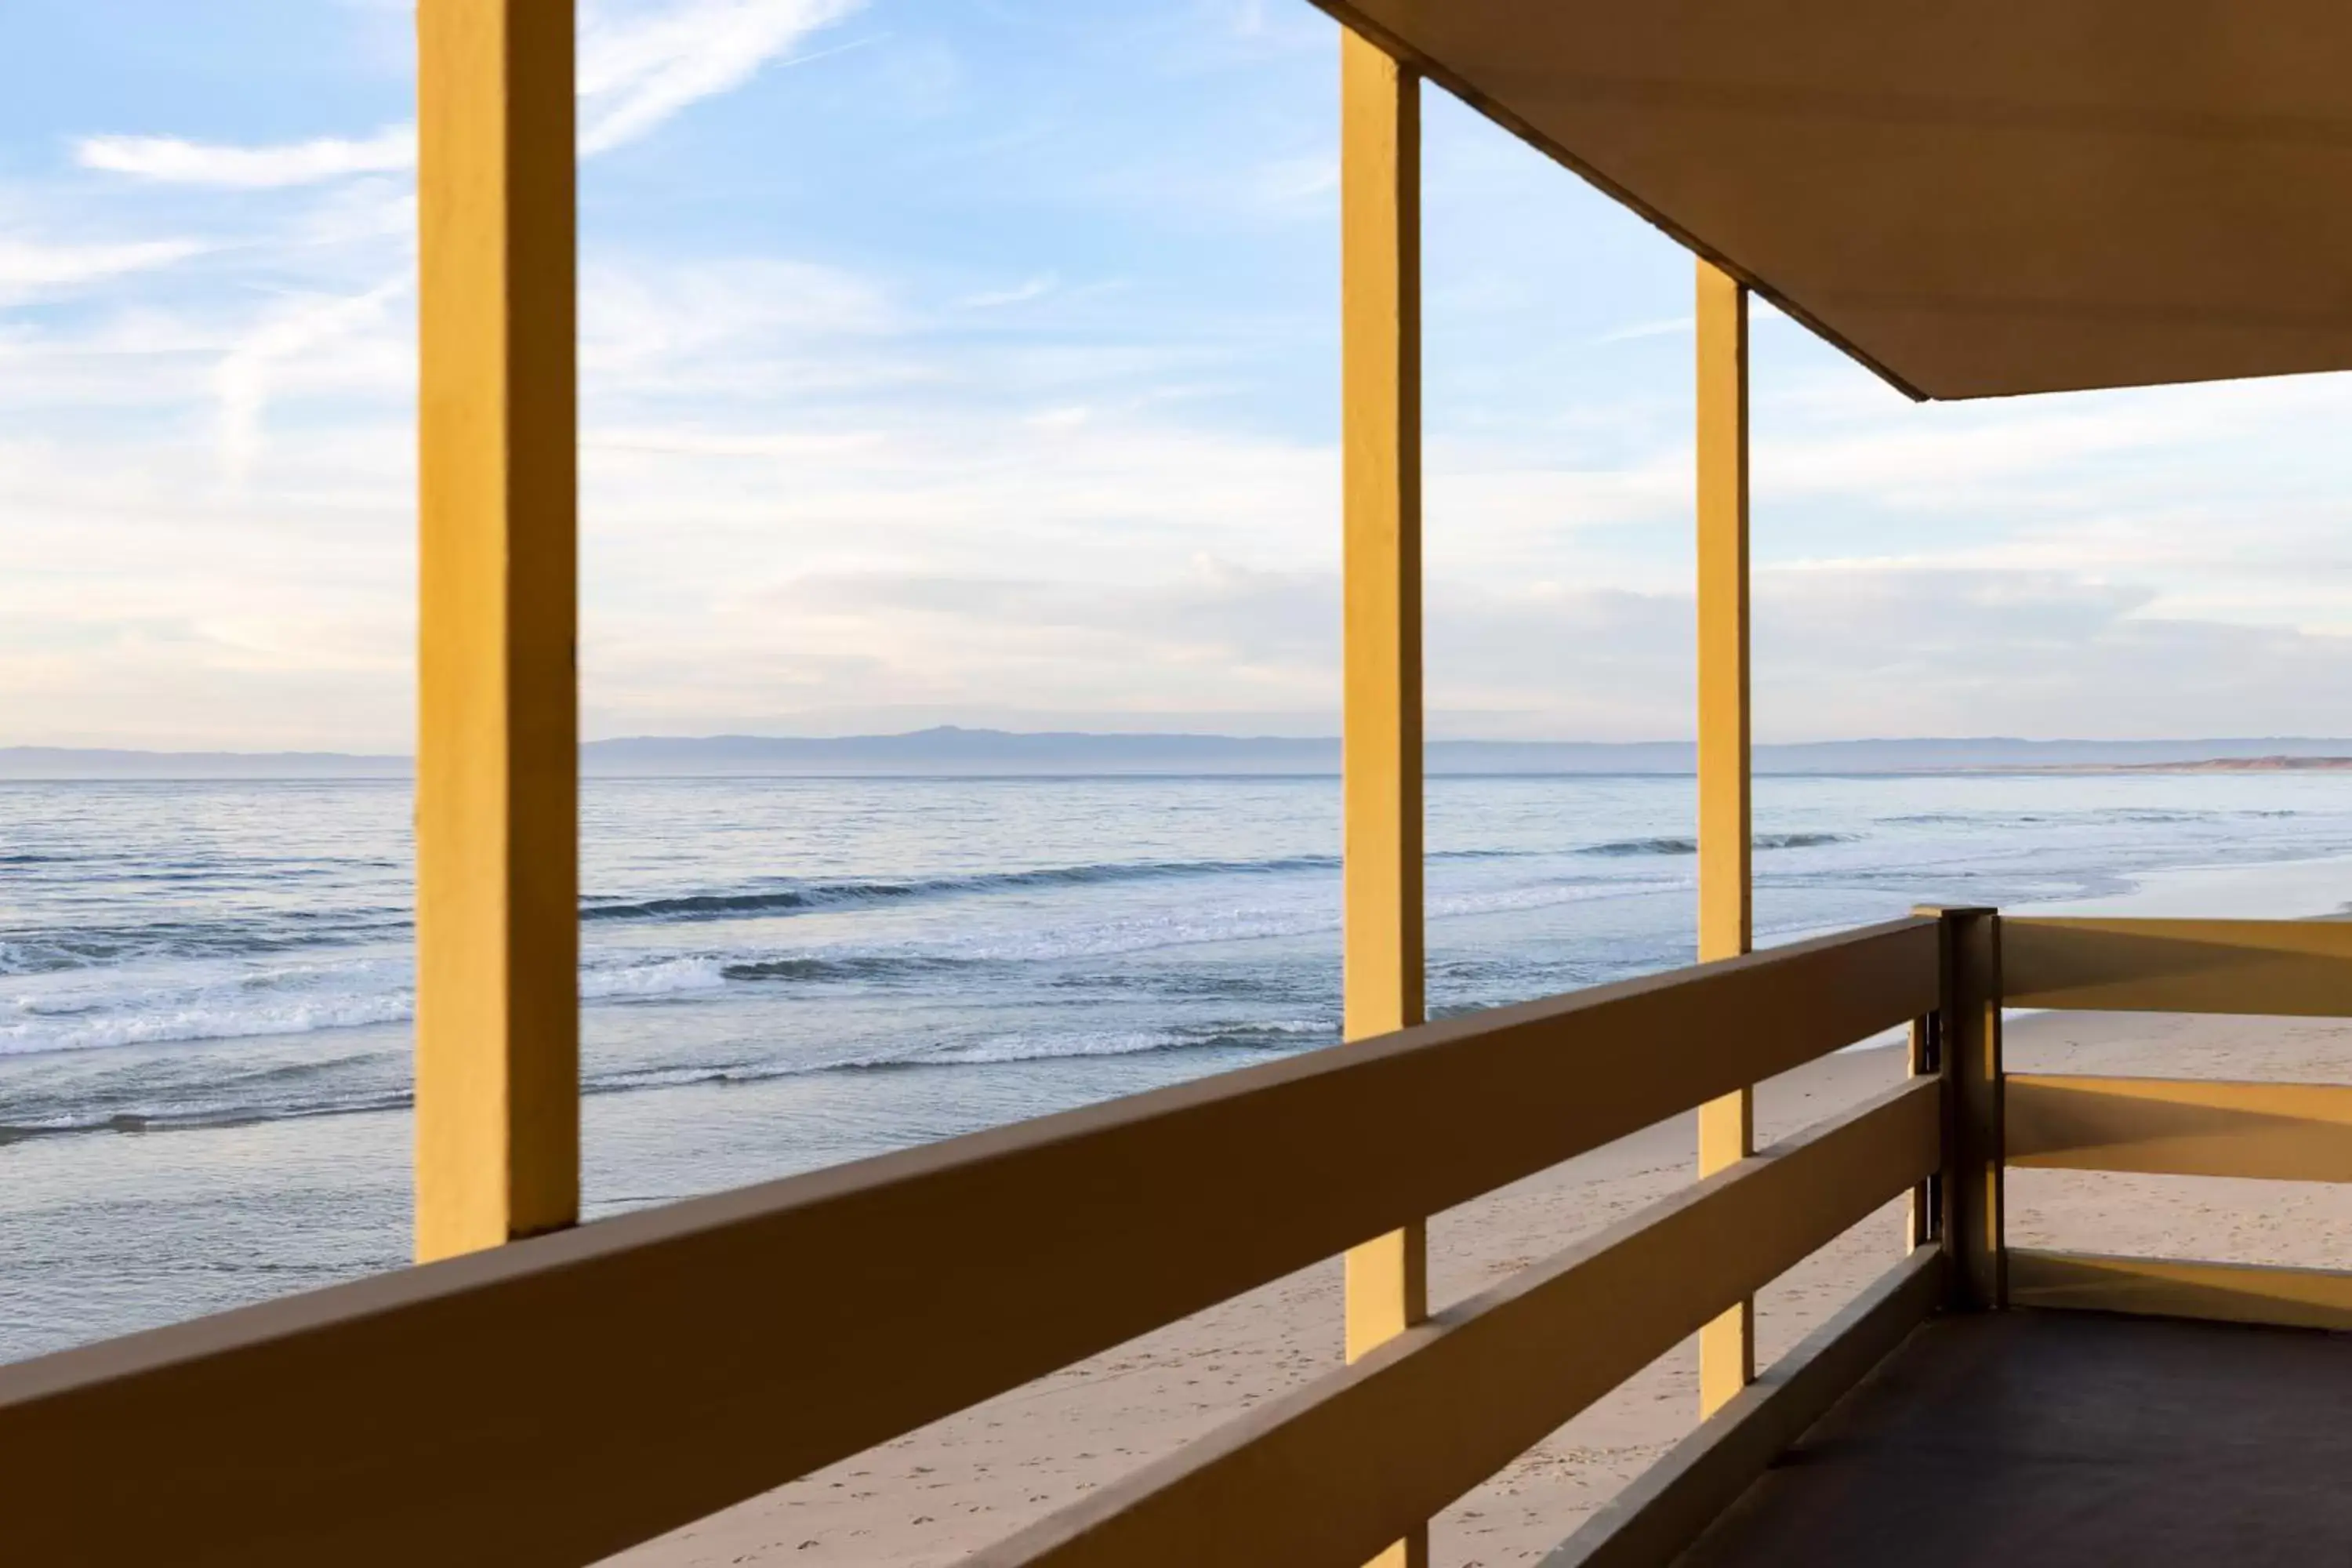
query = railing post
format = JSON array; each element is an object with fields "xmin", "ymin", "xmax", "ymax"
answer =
[
  {"xmin": 1694, "ymin": 259, "xmax": 1754, "ymax": 1414},
  {"xmin": 1918, "ymin": 906, "xmax": 2004, "ymax": 1307},
  {"xmin": 414, "ymin": 0, "xmax": 580, "ymax": 1261},
  {"xmin": 1341, "ymin": 25, "xmax": 1426, "ymax": 1568}
]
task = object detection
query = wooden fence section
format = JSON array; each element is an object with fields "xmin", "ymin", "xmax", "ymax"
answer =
[
  {"xmin": 2003, "ymin": 914, "xmax": 2352, "ymax": 1340},
  {"xmin": 25, "ymin": 906, "xmax": 2352, "ymax": 1568},
  {"xmin": 0, "ymin": 919, "xmax": 1936, "ymax": 1568},
  {"xmin": 2004, "ymin": 916, "xmax": 2352, "ymax": 1014},
  {"xmin": 971, "ymin": 1080, "xmax": 1940, "ymax": 1568},
  {"xmin": 965, "ymin": 909, "xmax": 2352, "ymax": 1568}
]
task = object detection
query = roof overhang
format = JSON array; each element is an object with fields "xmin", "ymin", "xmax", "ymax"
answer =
[{"xmin": 1316, "ymin": 1, "xmax": 2352, "ymax": 400}]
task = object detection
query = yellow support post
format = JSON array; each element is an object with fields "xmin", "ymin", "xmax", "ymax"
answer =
[
  {"xmin": 1341, "ymin": 27, "xmax": 1426, "ymax": 1568},
  {"xmin": 1694, "ymin": 259, "xmax": 1754, "ymax": 1416},
  {"xmin": 414, "ymin": 0, "xmax": 580, "ymax": 1261}
]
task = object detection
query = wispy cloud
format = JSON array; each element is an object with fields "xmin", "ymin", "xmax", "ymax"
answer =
[
  {"xmin": 71, "ymin": 0, "xmax": 866, "ymax": 191},
  {"xmin": 76, "ymin": 125, "xmax": 416, "ymax": 188},
  {"xmin": 21, "ymin": 1, "xmax": 2352, "ymax": 748},
  {"xmin": 958, "ymin": 272, "xmax": 1059, "ymax": 310},
  {"xmin": 0, "ymin": 238, "xmax": 206, "ymax": 299},
  {"xmin": 216, "ymin": 276, "xmax": 409, "ymax": 485},
  {"xmin": 1595, "ymin": 314, "xmax": 1693, "ymax": 345},
  {"xmin": 1250, "ymin": 153, "xmax": 1337, "ymax": 209},
  {"xmin": 579, "ymin": 0, "xmax": 868, "ymax": 154},
  {"xmin": 590, "ymin": 425, "xmax": 885, "ymax": 458}
]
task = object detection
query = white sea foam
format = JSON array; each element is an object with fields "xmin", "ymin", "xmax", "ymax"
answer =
[
  {"xmin": 902, "ymin": 872, "xmax": 1681, "ymax": 965},
  {"xmin": 0, "ymin": 865, "xmax": 1699, "ymax": 1058},
  {"xmin": 13, "ymin": 775, "xmax": 2352, "ymax": 1088},
  {"xmin": 578, "ymin": 955, "xmax": 730, "ymax": 1000},
  {"xmin": 564, "ymin": 1017, "xmax": 1341, "ymax": 1102},
  {"xmin": 2, "ymin": 951, "xmax": 414, "ymax": 1055},
  {"xmin": 0, "ymin": 989, "xmax": 416, "ymax": 1054},
  {"xmin": 840, "ymin": 1018, "xmax": 1334, "ymax": 1071},
  {"xmin": 0, "ymin": 949, "xmax": 735, "ymax": 1056}
]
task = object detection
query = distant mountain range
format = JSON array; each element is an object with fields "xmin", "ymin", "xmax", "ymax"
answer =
[{"xmin": 7, "ymin": 728, "xmax": 2352, "ymax": 779}]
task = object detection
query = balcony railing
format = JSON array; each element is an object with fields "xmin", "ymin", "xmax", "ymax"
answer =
[{"xmin": 9, "ymin": 907, "xmax": 2350, "ymax": 1565}]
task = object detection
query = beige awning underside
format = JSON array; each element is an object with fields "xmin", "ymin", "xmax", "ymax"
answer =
[{"xmin": 1319, "ymin": 1, "xmax": 2352, "ymax": 400}]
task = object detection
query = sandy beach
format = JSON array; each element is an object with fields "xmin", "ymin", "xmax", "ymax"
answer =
[{"xmin": 608, "ymin": 1008, "xmax": 2352, "ymax": 1567}]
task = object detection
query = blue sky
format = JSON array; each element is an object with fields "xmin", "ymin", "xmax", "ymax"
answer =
[{"xmin": 7, "ymin": 0, "xmax": 2352, "ymax": 750}]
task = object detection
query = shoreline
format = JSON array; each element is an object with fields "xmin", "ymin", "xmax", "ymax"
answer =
[{"xmin": 2018, "ymin": 851, "xmax": 2352, "ymax": 921}]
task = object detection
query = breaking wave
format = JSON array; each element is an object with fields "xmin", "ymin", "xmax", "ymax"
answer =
[
  {"xmin": 1578, "ymin": 832, "xmax": 1856, "ymax": 857},
  {"xmin": 577, "ymin": 855, "xmax": 1349, "ymax": 924},
  {"xmin": 0, "ymin": 1016, "xmax": 1340, "ymax": 1144},
  {"xmin": 579, "ymin": 851, "xmax": 1506, "ymax": 926}
]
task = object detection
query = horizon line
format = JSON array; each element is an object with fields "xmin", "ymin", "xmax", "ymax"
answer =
[{"xmin": 8, "ymin": 728, "xmax": 2352, "ymax": 763}]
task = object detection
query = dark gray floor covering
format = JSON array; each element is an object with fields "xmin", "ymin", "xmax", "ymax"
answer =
[{"xmin": 1681, "ymin": 1308, "xmax": 2352, "ymax": 1568}]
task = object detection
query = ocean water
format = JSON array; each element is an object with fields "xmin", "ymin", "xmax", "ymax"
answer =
[{"xmin": 2, "ymin": 769, "xmax": 2350, "ymax": 1363}]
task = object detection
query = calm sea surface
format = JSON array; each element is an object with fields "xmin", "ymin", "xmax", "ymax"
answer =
[{"xmin": 3, "ymin": 770, "xmax": 2349, "ymax": 1362}]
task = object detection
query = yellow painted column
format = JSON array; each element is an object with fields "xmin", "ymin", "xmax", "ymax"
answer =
[
  {"xmin": 1694, "ymin": 260, "xmax": 1754, "ymax": 1415},
  {"xmin": 414, "ymin": 0, "xmax": 580, "ymax": 1261},
  {"xmin": 1341, "ymin": 28, "xmax": 1427, "ymax": 1568}
]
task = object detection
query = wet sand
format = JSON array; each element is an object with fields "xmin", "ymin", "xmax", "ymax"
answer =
[{"xmin": 610, "ymin": 1010, "xmax": 2352, "ymax": 1567}]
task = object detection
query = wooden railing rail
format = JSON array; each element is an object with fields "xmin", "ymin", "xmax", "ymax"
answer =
[
  {"xmin": 967, "ymin": 1078, "xmax": 1940, "ymax": 1568},
  {"xmin": 2007, "ymin": 1249, "xmax": 2352, "ymax": 1330},
  {"xmin": 0, "ymin": 916, "xmax": 1936, "ymax": 1568},
  {"xmin": 2009, "ymin": 1073, "xmax": 2352, "ymax": 1182},
  {"xmin": 2004, "ymin": 916, "xmax": 2352, "ymax": 1015}
]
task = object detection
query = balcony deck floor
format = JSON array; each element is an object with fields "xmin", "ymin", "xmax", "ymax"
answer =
[{"xmin": 1678, "ymin": 1308, "xmax": 2352, "ymax": 1568}]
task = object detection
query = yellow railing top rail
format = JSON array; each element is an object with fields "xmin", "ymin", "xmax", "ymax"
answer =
[{"xmin": 2005, "ymin": 916, "xmax": 2352, "ymax": 1015}]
